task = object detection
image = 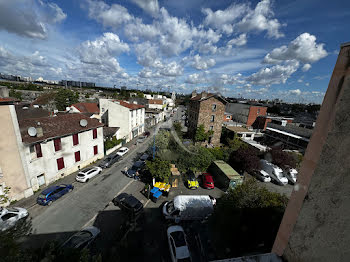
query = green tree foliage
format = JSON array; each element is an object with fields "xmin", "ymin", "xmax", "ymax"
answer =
[
  {"xmin": 146, "ymin": 158, "xmax": 171, "ymax": 183},
  {"xmin": 173, "ymin": 121, "xmax": 182, "ymax": 138},
  {"xmin": 210, "ymin": 179, "xmax": 288, "ymax": 258},
  {"xmin": 177, "ymin": 146, "xmax": 215, "ymax": 173},
  {"xmin": 269, "ymin": 148, "xmax": 296, "ymax": 168},
  {"xmin": 9, "ymin": 89, "xmax": 22, "ymax": 100},
  {"xmin": 54, "ymin": 88, "xmax": 79, "ymax": 111},
  {"xmin": 0, "ymin": 186, "xmax": 10, "ymax": 206},
  {"xmin": 104, "ymin": 137, "xmax": 123, "ymax": 150},
  {"xmin": 194, "ymin": 124, "xmax": 213, "ymax": 142},
  {"xmin": 155, "ymin": 130, "xmax": 171, "ymax": 152},
  {"xmin": 229, "ymin": 147, "xmax": 260, "ymax": 174},
  {"xmin": 207, "ymin": 147, "xmax": 225, "ymax": 160}
]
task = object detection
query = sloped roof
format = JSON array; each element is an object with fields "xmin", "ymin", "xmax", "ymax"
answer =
[
  {"xmin": 148, "ymin": 99, "xmax": 163, "ymax": 105},
  {"xmin": 18, "ymin": 113, "xmax": 104, "ymax": 144},
  {"xmin": 72, "ymin": 102, "xmax": 99, "ymax": 114},
  {"xmin": 113, "ymin": 100, "xmax": 145, "ymax": 110},
  {"xmin": 15, "ymin": 105, "xmax": 50, "ymax": 121},
  {"xmin": 103, "ymin": 127, "xmax": 120, "ymax": 137},
  {"xmin": 190, "ymin": 93, "xmax": 227, "ymax": 104}
]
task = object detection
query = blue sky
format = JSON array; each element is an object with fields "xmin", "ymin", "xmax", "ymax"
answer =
[{"xmin": 0, "ymin": 0, "xmax": 349, "ymax": 103}]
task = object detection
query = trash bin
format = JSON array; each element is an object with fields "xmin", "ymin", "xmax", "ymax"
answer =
[
  {"xmin": 150, "ymin": 187, "xmax": 159, "ymax": 198},
  {"xmin": 152, "ymin": 190, "xmax": 162, "ymax": 203}
]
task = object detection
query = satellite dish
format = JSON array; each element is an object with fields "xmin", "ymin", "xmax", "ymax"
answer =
[
  {"xmin": 28, "ymin": 127, "xmax": 37, "ymax": 137},
  {"xmin": 80, "ymin": 119, "xmax": 88, "ymax": 127}
]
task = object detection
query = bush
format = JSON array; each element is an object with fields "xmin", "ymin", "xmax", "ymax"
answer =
[
  {"xmin": 229, "ymin": 147, "xmax": 260, "ymax": 174},
  {"xmin": 104, "ymin": 137, "xmax": 123, "ymax": 150},
  {"xmin": 146, "ymin": 158, "xmax": 171, "ymax": 183}
]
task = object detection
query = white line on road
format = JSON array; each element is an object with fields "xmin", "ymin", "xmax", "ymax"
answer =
[{"xmin": 144, "ymin": 199, "xmax": 151, "ymax": 208}]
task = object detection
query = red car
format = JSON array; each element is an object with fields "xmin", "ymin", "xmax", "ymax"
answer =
[{"xmin": 202, "ymin": 173, "xmax": 214, "ymax": 189}]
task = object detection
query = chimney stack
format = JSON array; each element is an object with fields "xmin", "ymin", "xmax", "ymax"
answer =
[
  {"xmin": 201, "ymin": 91, "xmax": 207, "ymax": 98},
  {"xmin": 191, "ymin": 90, "xmax": 197, "ymax": 98}
]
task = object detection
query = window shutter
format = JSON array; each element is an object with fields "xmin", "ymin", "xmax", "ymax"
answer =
[
  {"xmin": 73, "ymin": 134, "xmax": 79, "ymax": 146},
  {"xmin": 93, "ymin": 129, "xmax": 97, "ymax": 139},
  {"xmin": 54, "ymin": 138, "xmax": 61, "ymax": 151},
  {"xmin": 35, "ymin": 144, "xmax": 42, "ymax": 158},
  {"xmin": 93, "ymin": 145, "xmax": 98, "ymax": 155},
  {"xmin": 57, "ymin": 157, "xmax": 65, "ymax": 170},
  {"xmin": 75, "ymin": 151, "xmax": 81, "ymax": 162}
]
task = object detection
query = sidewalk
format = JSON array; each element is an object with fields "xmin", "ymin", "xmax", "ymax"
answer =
[{"xmin": 12, "ymin": 126, "xmax": 159, "ymax": 210}]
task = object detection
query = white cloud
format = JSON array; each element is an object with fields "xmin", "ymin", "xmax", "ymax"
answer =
[
  {"xmin": 297, "ymin": 79, "xmax": 303, "ymax": 83},
  {"xmin": 192, "ymin": 54, "xmax": 216, "ymax": 70},
  {"xmin": 86, "ymin": 0, "xmax": 133, "ymax": 29},
  {"xmin": 237, "ymin": 0, "xmax": 284, "ymax": 39},
  {"xmin": 263, "ymin": 33, "xmax": 327, "ymax": 64},
  {"xmin": 160, "ymin": 61, "xmax": 183, "ymax": 76},
  {"xmin": 305, "ymin": 82, "xmax": 310, "ymax": 86},
  {"xmin": 302, "ymin": 63, "xmax": 311, "ymax": 72},
  {"xmin": 0, "ymin": 0, "xmax": 66, "ymax": 39},
  {"xmin": 131, "ymin": 0, "xmax": 159, "ymax": 16},
  {"xmin": 185, "ymin": 73, "xmax": 206, "ymax": 84},
  {"xmin": 134, "ymin": 41, "xmax": 164, "ymax": 68},
  {"xmin": 202, "ymin": 3, "xmax": 248, "ymax": 34},
  {"xmin": 247, "ymin": 60, "xmax": 299, "ymax": 86},
  {"xmin": 289, "ymin": 89, "xmax": 301, "ymax": 95},
  {"xmin": 124, "ymin": 18, "xmax": 159, "ymax": 42},
  {"xmin": 228, "ymin": 34, "xmax": 247, "ymax": 46}
]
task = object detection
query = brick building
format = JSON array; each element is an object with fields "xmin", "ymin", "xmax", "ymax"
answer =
[
  {"xmin": 188, "ymin": 91, "xmax": 227, "ymax": 146},
  {"xmin": 225, "ymin": 103, "xmax": 267, "ymax": 127}
]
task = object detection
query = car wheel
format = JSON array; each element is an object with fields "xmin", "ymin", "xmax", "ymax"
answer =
[
  {"xmin": 86, "ymin": 179, "xmax": 89, "ymax": 183},
  {"xmin": 47, "ymin": 201, "xmax": 52, "ymax": 206}
]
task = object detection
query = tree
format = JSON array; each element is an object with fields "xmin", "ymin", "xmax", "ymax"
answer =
[
  {"xmin": 229, "ymin": 147, "xmax": 260, "ymax": 174},
  {"xmin": 269, "ymin": 148, "xmax": 296, "ymax": 168},
  {"xmin": 194, "ymin": 124, "xmax": 212, "ymax": 142},
  {"xmin": 146, "ymin": 158, "xmax": 171, "ymax": 183},
  {"xmin": 0, "ymin": 186, "xmax": 10, "ymax": 206},
  {"xmin": 9, "ymin": 89, "xmax": 22, "ymax": 100},
  {"xmin": 155, "ymin": 130, "xmax": 171, "ymax": 152},
  {"xmin": 177, "ymin": 146, "xmax": 215, "ymax": 173},
  {"xmin": 54, "ymin": 88, "xmax": 79, "ymax": 111},
  {"xmin": 173, "ymin": 122, "xmax": 182, "ymax": 138},
  {"xmin": 210, "ymin": 179, "xmax": 288, "ymax": 258}
]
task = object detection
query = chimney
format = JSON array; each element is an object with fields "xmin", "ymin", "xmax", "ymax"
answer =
[
  {"xmin": 201, "ymin": 91, "xmax": 207, "ymax": 98},
  {"xmin": 191, "ymin": 90, "xmax": 197, "ymax": 98},
  {"xmin": 36, "ymin": 127, "xmax": 43, "ymax": 137}
]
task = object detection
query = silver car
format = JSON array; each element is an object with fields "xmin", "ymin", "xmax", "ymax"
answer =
[
  {"xmin": 61, "ymin": 226, "xmax": 100, "ymax": 250},
  {"xmin": 0, "ymin": 207, "xmax": 29, "ymax": 232}
]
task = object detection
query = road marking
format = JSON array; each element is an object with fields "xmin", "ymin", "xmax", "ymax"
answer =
[{"xmin": 144, "ymin": 199, "xmax": 151, "ymax": 208}]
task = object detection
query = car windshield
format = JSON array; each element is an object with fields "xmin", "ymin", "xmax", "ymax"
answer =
[
  {"xmin": 125, "ymin": 196, "xmax": 139, "ymax": 208},
  {"xmin": 63, "ymin": 231, "xmax": 92, "ymax": 248},
  {"xmin": 171, "ymin": 231, "xmax": 186, "ymax": 247},
  {"xmin": 38, "ymin": 194, "xmax": 46, "ymax": 199},
  {"xmin": 6, "ymin": 207, "xmax": 19, "ymax": 212},
  {"xmin": 81, "ymin": 169, "xmax": 90, "ymax": 173}
]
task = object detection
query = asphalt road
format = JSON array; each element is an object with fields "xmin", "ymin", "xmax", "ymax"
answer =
[{"xmin": 25, "ymin": 124, "xmax": 161, "ymax": 246}]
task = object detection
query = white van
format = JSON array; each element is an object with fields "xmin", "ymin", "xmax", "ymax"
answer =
[
  {"xmin": 163, "ymin": 195, "xmax": 215, "ymax": 222},
  {"xmin": 260, "ymin": 159, "xmax": 288, "ymax": 186}
]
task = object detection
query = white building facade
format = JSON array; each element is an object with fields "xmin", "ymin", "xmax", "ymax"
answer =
[{"xmin": 99, "ymin": 99, "xmax": 145, "ymax": 142}]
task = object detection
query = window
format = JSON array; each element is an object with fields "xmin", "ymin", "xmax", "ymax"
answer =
[
  {"xmin": 54, "ymin": 138, "xmax": 61, "ymax": 152},
  {"xmin": 57, "ymin": 157, "xmax": 65, "ymax": 170},
  {"xmin": 73, "ymin": 134, "xmax": 79, "ymax": 146},
  {"xmin": 210, "ymin": 115, "xmax": 215, "ymax": 122},
  {"xmin": 30, "ymin": 144, "xmax": 43, "ymax": 159},
  {"xmin": 212, "ymin": 104, "xmax": 217, "ymax": 112},
  {"xmin": 2, "ymin": 213, "xmax": 18, "ymax": 221},
  {"xmin": 93, "ymin": 145, "xmax": 98, "ymax": 155},
  {"xmin": 226, "ymin": 115, "xmax": 231, "ymax": 119},
  {"xmin": 75, "ymin": 151, "xmax": 81, "ymax": 162},
  {"xmin": 209, "ymin": 126, "xmax": 214, "ymax": 131},
  {"xmin": 93, "ymin": 129, "xmax": 97, "ymax": 139}
]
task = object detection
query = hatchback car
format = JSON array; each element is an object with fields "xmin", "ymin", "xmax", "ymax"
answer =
[
  {"xmin": 187, "ymin": 172, "xmax": 199, "ymax": 190},
  {"xmin": 139, "ymin": 153, "xmax": 150, "ymax": 162},
  {"xmin": 61, "ymin": 226, "xmax": 100, "ymax": 250},
  {"xmin": 116, "ymin": 147, "xmax": 129, "ymax": 156},
  {"xmin": 125, "ymin": 161, "xmax": 145, "ymax": 178},
  {"xmin": 113, "ymin": 193, "xmax": 143, "ymax": 216},
  {"xmin": 0, "ymin": 207, "xmax": 29, "ymax": 232},
  {"xmin": 99, "ymin": 154, "xmax": 121, "ymax": 168},
  {"xmin": 76, "ymin": 166, "xmax": 102, "ymax": 183},
  {"xmin": 37, "ymin": 184, "xmax": 74, "ymax": 206},
  {"xmin": 202, "ymin": 173, "xmax": 214, "ymax": 189},
  {"xmin": 167, "ymin": 225, "xmax": 192, "ymax": 262},
  {"xmin": 137, "ymin": 135, "xmax": 147, "ymax": 143}
]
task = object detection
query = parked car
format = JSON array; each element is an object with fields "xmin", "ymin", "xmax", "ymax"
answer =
[
  {"xmin": 76, "ymin": 166, "xmax": 102, "ymax": 183},
  {"xmin": 167, "ymin": 225, "xmax": 192, "ymax": 262},
  {"xmin": 61, "ymin": 226, "xmax": 100, "ymax": 250},
  {"xmin": 0, "ymin": 207, "xmax": 29, "ymax": 232},
  {"xmin": 284, "ymin": 168, "xmax": 298, "ymax": 184},
  {"xmin": 143, "ymin": 131, "xmax": 150, "ymax": 137},
  {"xmin": 37, "ymin": 184, "xmax": 74, "ymax": 206},
  {"xmin": 99, "ymin": 154, "xmax": 121, "ymax": 168},
  {"xmin": 137, "ymin": 135, "xmax": 147, "ymax": 143},
  {"xmin": 140, "ymin": 153, "xmax": 150, "ymax": 162},
  {"xmin": 251, "ymin": 170, "xmax": 271, "ymax": 182},
  {"xmin": 202, "ymin": 173, "xmax": 214, "ymax": 189},
  {"xmin": 187, "ymin": 172, "xmax": 199, "ymax": 190},
  {"xmin": 116, "ymin": 147, "xmax": 129, "ymax": 156},
  {"xmin": 124, "ymin": 160, "xmax": 145, "ymax": 178},
  {"xmin": 260, "ymin": 160, "xmax": 288, "ymax": 185},
  {"xmin": 113, "ymin": 193, "xmax": 143, "ymax": 216}
]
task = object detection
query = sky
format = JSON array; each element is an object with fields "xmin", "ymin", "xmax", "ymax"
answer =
[{"xmin": 0, "ymin": 0, "xmax": 349, "ymax": 103}]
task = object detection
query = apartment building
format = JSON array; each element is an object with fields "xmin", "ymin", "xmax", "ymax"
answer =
[{"xmin": 225, "ymin": 103, "xmax": 267, "ymax": 127}]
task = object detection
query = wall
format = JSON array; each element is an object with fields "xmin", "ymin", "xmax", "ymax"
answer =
[
  {"xmin": 225, "ymin": 103, "xmax": 250, "ymax": 124},
  {"xmin": 22, "ymin": 127, "xmax": 104, "ymax": 191},
  {"xmin": 197, "ymin": 97, "xmax": 225, "ymax": 145},
  {"xmin": 247, "ymin": 106, "xmax": 267, "ymax": 126},
  {"xmin": 0, "ymin": 105, "xmax": 30, "ymax": 202}
]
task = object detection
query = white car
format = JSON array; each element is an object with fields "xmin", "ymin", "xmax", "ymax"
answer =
[
  {"xmin": 167, "ymin": 225, "xmax": 192, "ymax": 262},
  {"xmin": 253, "ymin": 170, "xmax": 271, "ymax": 182},
  {"xmin": 0, "ymin": 207, "xmax": 29, "ymax": 232},
  {"xmin": 284, "ymin": 168, "xmax": 298, "ymax": 184},
  {"xmin": 76, "ymin": 166, "xmax": 102, "ymax": 183},
  {"xmin": 116, "ymin": 147, "xmax": 129, "ymax": 156},
  {"xmin": 61, "ymin": 226, "xmax": 100, "ymax": 249}
]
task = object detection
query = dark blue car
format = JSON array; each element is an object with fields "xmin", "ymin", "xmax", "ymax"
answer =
[{"xmin": 37, "ymin": 184, "xmax": 74, "ymax": 206}]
